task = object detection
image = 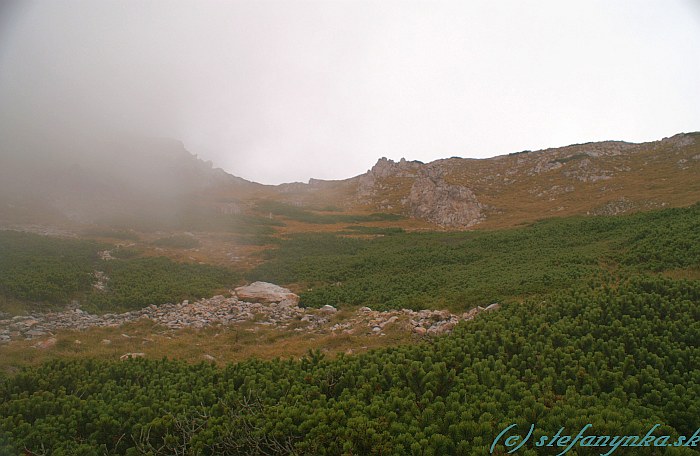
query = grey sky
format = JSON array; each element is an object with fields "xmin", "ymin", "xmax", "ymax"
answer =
[{"xmin": 1, "ymin": 1, "xmax": 699, "ymax": 185}]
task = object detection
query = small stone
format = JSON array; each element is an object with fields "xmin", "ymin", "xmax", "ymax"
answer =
[
  {"xmin": 413, "ymin": 326, "xmax": 427, "ymax": 336},
  {"xmin": 202, "ymin": 354, "xmax": 216, "ymax": 361},
  {"xmin": 34, "ymin": 337, "xmax": 57, "ymax": 349},
  {"xmin": 101, "ymin": 339, "xmax": 112, "ymax": 345},
  {"xmin": 380, "ymin": 316, "xmax": 398, "ymax": 328},
  {"xmin": 120, "ymin": 352, "xmax": 145, "ymax": 361},
  {"xmin": 359, "ymin": 307, "xmax": 372, "ymax": 312},
  {"xmin": 320, "ymin": 305, "xmax": 338, "ymax": 314}
]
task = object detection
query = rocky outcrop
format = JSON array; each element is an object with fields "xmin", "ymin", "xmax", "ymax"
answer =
[
  {"xmin": 587, "ymin": 198, "xmax": 666, "ymax": 216},
  {"xmin": 0, "ymin": 294, "xmax": 308, "ymax": 340},
  {"xmin": 328, "ymin": 303, "xmax": 501, "ymax": 336},
  {"xmin": 404, "ymin": 170, "xmax": 483, "ymax": 228},
  {"xmin": 0, "ymin": 288, "xmax": 502, "ymax": 343},
  {"xmin": 354, "ymin": 158, "xmax": 484, "ymax": 228},
  {"xmin": 356, "ymin": 157, "xmax": 422, "ymax": 201}
]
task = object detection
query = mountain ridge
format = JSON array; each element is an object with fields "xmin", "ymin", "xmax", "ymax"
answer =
[
  {"xmin": 1, "ymin": 132, "xmax": 698, "ymax": 230},
  {"xmin": 256, "ymin": 131, "xmax": 700, "ymax": 228}
]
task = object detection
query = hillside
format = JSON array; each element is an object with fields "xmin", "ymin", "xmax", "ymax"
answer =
[
  {"xmin": 0, "ymin": 134, "xmax": 699, "ymax": 454},
  {"xmin": 261, "ymin": 132, "xmax": 700, "ymax": 229},
  {"xmin": 2, "ymin": 132, "xmax": 698, "ymax": 234},
  {"xmin": 2, "ymin": 276, "xmax": 698, "ymax": 455},
  {"xmin": 0, "ymin": 136, "xmax": 263, "ymax": 227}
]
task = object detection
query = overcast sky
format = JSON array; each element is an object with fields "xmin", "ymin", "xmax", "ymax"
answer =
[{"xmin": 1, "ymin": 1, "xmax": 699, "ymax": 184}]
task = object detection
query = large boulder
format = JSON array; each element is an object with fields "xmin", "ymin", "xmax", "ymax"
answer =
[
  {"xmin": 234, "ymin": 282, "xmax": 299, "ymax": 305},
  {"xmin": 319, "ymin": 305, "xmax": 337, "ymax": 314},
  {"xmin": 484, "ymin": 303, "xmax": 501, "ymax": 312}
]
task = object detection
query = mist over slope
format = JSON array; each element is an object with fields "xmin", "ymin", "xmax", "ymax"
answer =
[
  {"xmin": 1, "ymin": 131, "xmax": 698, "ymax": 230},
  {"xmin": 0, "ymin": 134, "xmax": 258, "ymax": 226}
]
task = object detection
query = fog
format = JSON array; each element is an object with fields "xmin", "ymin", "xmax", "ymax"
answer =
[{"xmin": 1, "ymin": 0, "xmax": 699, "ymax": 185}]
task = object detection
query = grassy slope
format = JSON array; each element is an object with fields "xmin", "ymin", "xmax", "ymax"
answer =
[
  {"xmin": 0, "ymin": 231, "xmax": 239, "ymax": 315},
  {"xmin": 0, "ymin": 204, "xmax": 698, "ymax": 453},
  {"xmin": 249, "ymin": 204, "xmax": 700, "ymax": 311},
  {"xmin": 2, "ymin": 204, "xmax": 698, "ymax": 315},
  {"xmin": 1, "ymin": 277, "xmax": 698, "ymax": 455}
]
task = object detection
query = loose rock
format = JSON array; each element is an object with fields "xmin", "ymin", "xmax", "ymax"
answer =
[
  {"xmin": 34, "ymin": 337, "xmax": 57, "ymax": 349},
  {"xmin": 120, "ymin": 353, "xmax": 145, "ymax": 361},
  {"xmin": 0, "ymin": 282, "xmax": 501, "ymax": 341}
]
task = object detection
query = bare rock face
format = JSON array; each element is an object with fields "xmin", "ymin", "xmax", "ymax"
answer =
[
  {"xmin": 405, "ymin": 171, "xmax": 484, "ymax": 228},
  {"xmin": 357, "ymin": 157, "xmax": 422, "ymax": 201},
  {"xmin": 234, "ymin": 281, "xmax": 300, "ymax": 305}
]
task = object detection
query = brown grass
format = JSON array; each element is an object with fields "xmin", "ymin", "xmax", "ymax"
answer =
[{"xmin": 0, "ymin": 318, "xmax": 416, "ymax": 375}]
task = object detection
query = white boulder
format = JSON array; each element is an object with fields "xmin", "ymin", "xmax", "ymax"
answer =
[{"xmin": 234, "ymin": 282, "xmax": 299, "ymax": 305}]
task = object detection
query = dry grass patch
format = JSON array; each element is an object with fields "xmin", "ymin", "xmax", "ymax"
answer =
[{"xmin": 0, "ymin": 318, "xmax": 415, "ymax": 375}]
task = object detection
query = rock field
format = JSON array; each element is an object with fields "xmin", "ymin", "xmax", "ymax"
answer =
[{"xmin": 0, "ymin": 282, "xmax": 500, "ymax": 345}]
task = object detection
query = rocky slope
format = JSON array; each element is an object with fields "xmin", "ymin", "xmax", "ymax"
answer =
[
  {"xmin": 3, "ymin": 132, "xmax": 698, "ymax": 230},
  {"xmin": 0, "ymin": 282, "xmax": 500, "ymax": 345},
  {"xmin": 267, "ymin": 132, "xmax": 700, "ymax": 228}
]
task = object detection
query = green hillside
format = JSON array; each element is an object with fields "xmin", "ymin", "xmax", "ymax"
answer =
[
  {"xmin": 0, "ymin": 205, "xmax": 698, "ymax": 454},
  {"xmin": 1, "ymin": 276, "xmax": 698, "ymax": 455},
  {"xmin": 250, "ymin": 204, "xmax": 700, "ymax": 310},
  {"xmin": 0, "ymin": 231, "xmax": 238, "ymax": 314}
]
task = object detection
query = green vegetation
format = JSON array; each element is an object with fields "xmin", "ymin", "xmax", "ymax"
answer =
[
  {"xmin": 82, "ymin": 228, "xmax": 140, "ymax": 241},
  {"xmin": 0, "ymin": 231, "xmax": 102, "ymax": 305},
  {"xmin": 229, "ymin": 234, "xmax": 281, "ymax": 246},
  {"xmin": 0, "ymin": 205, "xmax": 698, "ymax": 454},
  {"xmin": 256, "ymin": 200, "xmax": 405, "ymax": 224},
  {"xmin": 110, "ymin": 246, "xmax": 141, "ymax": 259},
  {"xmin": 152, "ymin": 234, "xmax": 201, "ymax": 249},
  {"xmin": 171, "ymin": 212, "xmax": 284, "ymax": 236},
  {"xmin": 250, "ymin": 205, "xmax": 700, "ymax": 310},
  {"xmin": 0, "ymin": 231, "xmax": 237, "ymax": 313},
  {"xmin": 619, "ymin": 206, "xmax": 700, "ymax": 271},
  {"xmin": 340, "ymin": 226, "xmax": 405, "ymax": 235},
  {"xmin": 101, "ymin": 206, "xmax": 285, "ymax": 235},
  {"xmin": 85, "ymin": 257, "xmax": 237, "ymax": 313},
  {"xmin": 1, "ymin": 277, "xmax": 698, "ymax": 455}
]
